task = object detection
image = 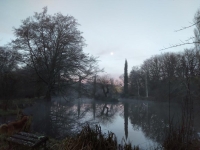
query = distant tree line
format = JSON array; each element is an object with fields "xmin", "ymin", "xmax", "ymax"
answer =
[
  {"xmin": 129, "ymin": 50, "xmax": 199, "ymax": 100},
  {"xmin": 129, "ymin": 9, "xmax": 200, "ymax": 101}
]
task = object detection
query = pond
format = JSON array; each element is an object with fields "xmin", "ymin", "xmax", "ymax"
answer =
[{"xmin": 1, "ymin": 97, "xmax": 200, "ymax": 149}]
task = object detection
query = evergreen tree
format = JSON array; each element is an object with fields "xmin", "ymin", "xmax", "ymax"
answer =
[{"xmin": 124, "ymin": 59, "xmax": 128, "ymax": 96}]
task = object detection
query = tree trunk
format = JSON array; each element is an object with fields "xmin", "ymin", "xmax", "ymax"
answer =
[
  {"xmin": 102, "ymin": 85, "xmax": 109, "ymax": 97},
  {"xmin": 145, "ymin": 72, "xmax": 148, "ymax": 98},
  {"xmin": 93, "ymin": 75, "xmax": 96, "ymax": 98},
  {"xmin": 45, "ymin": 89, "xmax": 51, "ymax": 101},
  {"xmin": 102, "ymin": 86, "xmax": 107, "ymax": 97},
  {"xmin": 79, "ymin": 76, "xmax": 82, "ymax": 98},
  {"xmin": 101, "ymin": 104, "xmax": 109, "ymax": 115},
  {"xmin": 137, "ymin": 80, "xmax": 140, "ymax": 97}
]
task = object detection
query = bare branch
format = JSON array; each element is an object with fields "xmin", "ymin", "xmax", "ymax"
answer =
[
  {"xmin": 175, "ymin": 20, "xmax": 200, "ymax": 32},
  {"xmin": 160, "ymin": 41, "xmax": 200, "ymax": 51},
  {"xmin": 12, "ymin": 7, "xmax": 100, "ymax": 101}
]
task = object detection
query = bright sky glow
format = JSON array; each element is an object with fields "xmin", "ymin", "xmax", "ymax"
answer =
[{"xmin": 0, "ymin": 0, "xmax": 200, "ymax": 78}]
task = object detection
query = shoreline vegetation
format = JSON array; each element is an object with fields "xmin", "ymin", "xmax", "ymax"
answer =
[
  {"xmin": 0, "ymin": 122, "xmax": 145, "ymax": 150},
  {"xmin": 1, "ymin": 120, "xmax": 199, "ymax": 150}
]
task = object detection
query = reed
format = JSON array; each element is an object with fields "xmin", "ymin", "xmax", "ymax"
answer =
[{"xmin": 56, "ymin": 124, "xmax": 139, "ymax": 150}]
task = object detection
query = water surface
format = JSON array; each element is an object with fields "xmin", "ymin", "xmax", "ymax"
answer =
[{"xmin": 2, "ymin": 97, "xmax": 200, "ymax": 149}]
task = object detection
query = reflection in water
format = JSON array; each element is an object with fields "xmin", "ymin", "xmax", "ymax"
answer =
[
  {"xmin": 124, "ymin": 103, "xmax": 128, "ymax": 139},
  {"xmin": 78, "ymin": 99, "xmax": 80, "ymax": 118},
  {"xmin": 95, "ymin": 103, "xmax": 117, "ymax": 125},
  {"xmin": 92, "ymin": 101, "xmax": 96, "ymax": 120},
  {"xmin": 1, "ymin": 98, "xmax": 194, "ymax": 149}
]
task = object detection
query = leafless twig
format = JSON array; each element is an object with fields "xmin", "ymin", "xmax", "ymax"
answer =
[
  {"xmin": 175, "ymin": 20, "xmax": 200, "ymax": 32},
  {"xmin": 160, "ymin": 41, "xmax": 200, "ymax": 51}
]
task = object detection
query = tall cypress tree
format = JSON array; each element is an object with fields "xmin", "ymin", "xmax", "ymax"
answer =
[{"xmin": 124, "ymin": 59, "xmax": 128, "ymax": 97}]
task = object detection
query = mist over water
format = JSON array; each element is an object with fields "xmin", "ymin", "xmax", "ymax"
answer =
[
  {"xmin": 1, "ymin": 97, "xmax": 200, "ymax": 149},
  {"xmin": 22, "ymin": 97, "xmax": 182, "ymax": 148}
]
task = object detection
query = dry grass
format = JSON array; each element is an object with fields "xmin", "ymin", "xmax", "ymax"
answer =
[
  {"xmin": 55, "ymin": 124, "xmax": 139, "ymax": 150},
  {"xmin": 163, "ymin": 125, "xmax": 200, "ymax": 150}
]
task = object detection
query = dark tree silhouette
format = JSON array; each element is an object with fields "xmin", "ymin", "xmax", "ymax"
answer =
[
  {"xmin": 124, "ymin": 59, "xmax": 128, "ymax": 97},
  {"xmin": 97, "ymin": 75, "xmax": 110, "ymax": 98},
  {"xmin": 12, "ymin": 7, "xmax": 98, "ymax": 101}
]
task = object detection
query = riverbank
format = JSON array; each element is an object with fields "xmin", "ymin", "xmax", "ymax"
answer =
[
  {"xmin": 0, "ymin": 124, "xmax": 143, "ymax": 150},
  {"xmin": 3, "ymin": 125, "xmax": 199, "ymax": 150},
  {"xmin": 1, "ymin": 97, "xmax": 200, "ymax": 149},
  {"xmin": 0, "ymin": 119, "xmax": 200, "ymax": 149}
]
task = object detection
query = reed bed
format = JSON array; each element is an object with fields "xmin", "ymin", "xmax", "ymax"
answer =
[{"xmin": 56, "ymin": 124, "xmax": 139, "ymax": 150}]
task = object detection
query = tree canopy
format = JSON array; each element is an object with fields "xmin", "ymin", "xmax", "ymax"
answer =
[{"xmin": 12, "ymin": 7, "xmax": 99, "ymax": 100}]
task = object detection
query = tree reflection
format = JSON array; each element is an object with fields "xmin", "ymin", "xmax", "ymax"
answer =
[
  {"xmin": 29, "ymin": 100, "xmax": 124, "ymax": 139},
  {"xmin": 95, "ymin": 103, "xmax": 117, "ymax": 125},
  {"xmin": 124, "ymin": 103, "xmax": 129, "ymax": 139},
  {"xmin": 128, "ymin": 101, "xmax": 181, "ymax": 144},
  {"xmin": 20, "ymin": 99, "xmax": 182, "ymax": 145},
  {"xmin": 27, "ymin": 99, "xmax": 91, "ymax": 139},
  {"xmin": 92, "ymin": 100, "xmax": 96, "ymax": 120}
]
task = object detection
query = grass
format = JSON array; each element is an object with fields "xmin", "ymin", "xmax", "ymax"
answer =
[
  {"xmin": 0, "ymin": 109, "xmax": 18, "ymax": 116},
  {"xmin": 0, "ymin": 98, "xmax": 36, "ymax": 116}
]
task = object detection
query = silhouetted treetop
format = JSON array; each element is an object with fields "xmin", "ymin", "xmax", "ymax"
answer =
[{"xmin": 12, "ymin": 7, "xmax": 99, "ymax": 101}]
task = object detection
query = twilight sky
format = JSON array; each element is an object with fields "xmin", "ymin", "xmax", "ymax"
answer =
[{"xmin": 1, "ymin": 0, "xmax": 200, "ymax": 78}]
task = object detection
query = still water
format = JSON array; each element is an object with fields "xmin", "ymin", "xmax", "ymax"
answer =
[
  {"xmin": 2, "ymin": 97, "xmax": 200, "ymax": 149},
  {"xmin": 23, "ymin": 98, "xmax": 183, "ymax": 149}
]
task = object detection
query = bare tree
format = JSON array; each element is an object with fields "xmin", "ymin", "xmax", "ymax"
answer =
[
  {"xmin": 141, "ymin": 60, "xmax": 150, "ymax": 98},
  {"xmin": 12, "ymin": 7, "xmax": 99, "ymax": 101},
  {"xmin": 129, "ymin": 67, "xmax": 142, "ymax": 97},
  {"xmin": 161, "ymin": 9, "xmax": 200, "ymax": 51},
  {"xmin": 97, "ymin": 75, "xmax": 111, "ymax": 98}
]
